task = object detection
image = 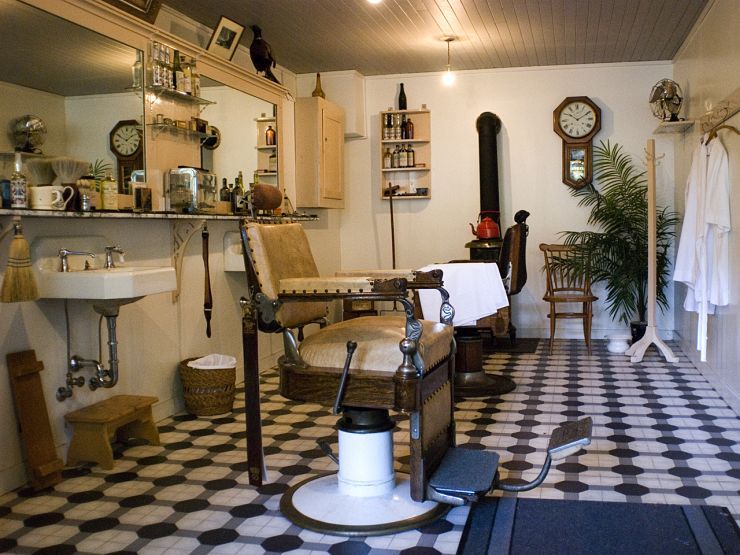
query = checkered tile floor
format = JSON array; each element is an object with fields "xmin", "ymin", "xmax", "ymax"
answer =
[{"xmin": 0, "ymin": 339, "xmax": 738, "ymax": 554}]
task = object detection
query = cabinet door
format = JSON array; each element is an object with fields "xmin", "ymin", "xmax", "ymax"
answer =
[{"xmin": 321, "ymin": 105, "xmax": 344, "ymax": 201}]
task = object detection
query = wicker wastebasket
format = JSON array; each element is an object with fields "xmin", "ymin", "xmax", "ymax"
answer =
[{"xmin": 179, "ymin": 355, "xmax": 236, "ymax": 416}]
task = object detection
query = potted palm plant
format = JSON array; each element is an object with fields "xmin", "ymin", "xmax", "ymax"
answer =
[{"xmin": 558, "ymin": 141, "xmax": 679, "ymax": 342}]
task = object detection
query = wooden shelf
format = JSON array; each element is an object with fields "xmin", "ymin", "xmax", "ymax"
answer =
[
  {"xmin": 379, "ymin": 108, "xmax": 431, "ymax": 199},
  {"xmin": 653, "ymin": 120, "xmax": 694, "ymax": 134}
]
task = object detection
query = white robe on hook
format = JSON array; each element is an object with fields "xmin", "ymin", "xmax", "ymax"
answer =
[{"xmin": 673, "ymin": 134, "xmax": 731, "ymax": 362}]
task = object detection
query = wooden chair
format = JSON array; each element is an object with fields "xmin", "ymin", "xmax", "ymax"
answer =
[{"xmin": 539, "ymin": 243, "xmax": 598, "ymax": 355}]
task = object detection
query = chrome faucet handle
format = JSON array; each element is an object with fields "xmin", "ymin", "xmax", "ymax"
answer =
[
  {"xmin": 58, "ymin": 248, "xmax": 96, "ymax": 272},
  {"xmin": 104, "ymin": 245, "xmax": 125, "ymax": 269}
]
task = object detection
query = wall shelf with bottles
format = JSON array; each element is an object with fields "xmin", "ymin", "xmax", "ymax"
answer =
[
  {"xmin": 144, "ymin": 86, "xmax": 215, "ymax": 109},
  {"xmin": 255, "ymin": 115, "xmax": 278, "ymax": 182},
  {"xmin": 379, "ymin": 109, "xmax": 431, "ymax": 200},
  {"xmin": 652, "ymin": 120, "xmax": 695, "ymax": 134}
]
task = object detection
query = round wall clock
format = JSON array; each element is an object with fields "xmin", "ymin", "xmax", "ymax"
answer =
[
  {"xmin": 109, "ymin": 119, "xmax": 144, "ymax": 192},
  {"xmin": 553, "ymin": 96, "xmax": 601, "ymax": 189}
]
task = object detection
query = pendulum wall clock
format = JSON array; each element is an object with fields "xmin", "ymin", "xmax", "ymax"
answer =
[
  {"xmin": 553, "ymin": 96, "xmax": 601, "ymax": 189},
  {"xmin": 109, "ymin": 119, "xmax": 143, "ymax": 194}
]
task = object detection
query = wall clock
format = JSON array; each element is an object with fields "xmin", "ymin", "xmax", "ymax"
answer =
[
  {"xmin": 109, "ymin": 119, "xmax": 143, "ymax": 194},
  {"xmin": 553, "ymin": 96, "xmax": 601, "ymax": 189}
]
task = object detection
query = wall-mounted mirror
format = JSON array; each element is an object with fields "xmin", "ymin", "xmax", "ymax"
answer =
[
  {"xmin": 0, "ymin": 0, "xmax": 145, "ymax": 198},
  {"xmin": 198, "ymin": 77, "xmax": 277, "ymax": 197}
]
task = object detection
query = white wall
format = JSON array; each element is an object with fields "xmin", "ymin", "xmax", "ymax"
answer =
[
  {"xmin": 672, "ymin": 0, "xmax": 740, "ymax": 412},
  {"xmin": 337, "ymin": 62, "xmax": 676, "ymax": 339}
]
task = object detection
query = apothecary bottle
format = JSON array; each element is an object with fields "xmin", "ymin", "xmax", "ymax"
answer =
[
  {"xmin": 383, "ymin": 148, "xmax": 392, "ymax": 169},
  {"xmin": 406, "ymin": 117, "xmax": 414, "ymax": 139},
  {"xmin": 101, "ymin": 172, "xmax": 118, "ymax": 211},
  {"xmin": 265, "ymin": 125, "xmax": 276, "ymax": 145}
]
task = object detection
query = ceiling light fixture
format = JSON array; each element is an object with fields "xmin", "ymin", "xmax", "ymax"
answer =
[
  {"xmin": 442, "ymin": 36, "xmax": 456, "ymax": 86},
  {"xmin": 367, "ymin": 0, "xmax": 383, "ymax": 4}
]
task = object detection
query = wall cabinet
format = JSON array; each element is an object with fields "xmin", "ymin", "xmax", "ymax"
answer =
[
  {"xmin": 295, "ymin": 97, "xmax": 345, "ymax": 209},
  {"xmin": 379, "ymin": 108, "xmax": 431, "ymax": 200}
]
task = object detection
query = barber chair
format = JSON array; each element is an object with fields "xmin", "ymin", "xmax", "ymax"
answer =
[{"xmin": 238, "ymin": 221, "xmax": 592, "ymax": 536}]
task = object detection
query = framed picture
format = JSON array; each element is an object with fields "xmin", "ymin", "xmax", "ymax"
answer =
[
  {"xmin": 207, "ymin": 16, "xmax": 245, "ymax": 61},
  {"xmin": 101, "ymin": 0, "xmax": 161, "ymax": 23}
]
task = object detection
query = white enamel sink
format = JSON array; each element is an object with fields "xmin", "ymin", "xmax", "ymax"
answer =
[{"xmin": 36, "ymin": 265, "xmax": 176, "ymax": 301}]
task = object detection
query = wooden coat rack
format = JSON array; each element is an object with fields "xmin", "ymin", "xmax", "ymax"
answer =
[{"xmin": 625, "ymin": 139, "xmax": 678, "ymax": 363}]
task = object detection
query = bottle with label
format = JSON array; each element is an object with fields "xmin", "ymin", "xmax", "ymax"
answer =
[
  {"xmin": 181, "ymin": 55, "xmax": 192, "ymax": 95},
  {"xmin": 393, "ymin": 114, "xmax": 401, "ymax": 140},
  {"xmin": 399, "ymin": 144, "xmax": 408, "ymax": 168},
  {"xmin": 173, "ymin": 50, "xmax": 184, "ymax": 92},
  {"xmin": 269, "ymin": 152, "xmax": 277, "ymax": 172},
  {"xmin": 232, "ymin": 175, "xmax": 244, "ymax": 213},
  {"xmin": 392, "ymin": 145, "xmax": 400, "ymax": 168},
  {"xmin": 101, "ymin": 172, "xmax": 118, "ymax": 211},
  {"xmin": 401, "ymin": 115, "xmax": 408, "ymax": 140},
  {"xmin": 265, "ymin": 125, "xmax": 276, "ymax": 146},
  {"xmin": 383, "ymin": 148, "xmax": 392, "ymax": 169},
  {"xmin": 383, "ymin": 113, "xmax": 392, "ymax": 140},
  {"xmin": 398, "ymin": 83, "xmax": 407, "ymax": 110},
  {"xmin": 407, "ymin": 144, "xmax": 415, "ymax": 168},
  {"xmin": 190, "ymin": 58, "xmax": 201, "ymax": 97},
  {"xmin": 10, "ymin": 153, "xmax": 27, "ymax": 209},
  {"xmin": 406, "ymin": 117, "xmax": 414, "ymax": 139}
]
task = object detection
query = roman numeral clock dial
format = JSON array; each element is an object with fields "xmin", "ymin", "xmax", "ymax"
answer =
[
  {"xmin": 109, "ymin": 119, "xmax": 144, "ymax": 194},
  {"xmin": 553, "ymin": 96, "xmax": 601, "ymax": 189}
]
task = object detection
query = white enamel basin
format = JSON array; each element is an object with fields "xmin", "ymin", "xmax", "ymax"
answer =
[{"xmin": 36, "ymin": 265, "xmax": 176, "ymax": 300}]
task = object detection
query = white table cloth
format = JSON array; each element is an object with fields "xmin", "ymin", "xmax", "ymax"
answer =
[{"xmin": 417, "ymin": 263, "xmax": 509, "ymax": 327}]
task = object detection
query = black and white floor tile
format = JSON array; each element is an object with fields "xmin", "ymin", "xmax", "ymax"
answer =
[{"xmin": 0, "ymin": 339, "xmax": 738, "ymax": 554}]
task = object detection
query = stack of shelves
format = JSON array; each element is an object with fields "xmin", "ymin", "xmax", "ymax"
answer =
[{"xmin": 379, "ymin": 109, "xmax": 431, "ymax": 199}]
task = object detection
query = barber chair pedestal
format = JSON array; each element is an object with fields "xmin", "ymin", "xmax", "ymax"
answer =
[
  {"xmin": 280, "ymin": 408, "xmax": 448, "ymax": 536},
  {"xmin": 454, "ymin": 328, "xmax": 515, "ymax": 398}
]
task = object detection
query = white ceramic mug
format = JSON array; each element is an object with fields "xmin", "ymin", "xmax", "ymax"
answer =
[
  {"xmin": 50, "ymin": 185, "xmax": 74, "ymax": 210},
  {"xmin": 29, "ymin": 186, "xmax": 65, "ymax": 210}
]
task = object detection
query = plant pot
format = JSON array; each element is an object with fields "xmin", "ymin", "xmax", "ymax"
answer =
[
  {"xmin": 630, "ymin": 321, "xmax": 647, "ymax": 344},
  {"xmin": 606, "ymin": 334, "xmax": 631, "ymax": 354}
]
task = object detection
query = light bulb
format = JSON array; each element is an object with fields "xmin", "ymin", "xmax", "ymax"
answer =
[
  {"xmin": 367, "ymin": 0, "xmax": 382, "ymax": 4},
  {"xmin": 442, "ymin": 66, "xmax": 456, "ymax": 86}
]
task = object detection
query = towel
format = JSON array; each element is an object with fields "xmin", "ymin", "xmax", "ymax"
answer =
[{"xmin": 417, "ymin": 263, "xmax": 509, "ymax": 326}]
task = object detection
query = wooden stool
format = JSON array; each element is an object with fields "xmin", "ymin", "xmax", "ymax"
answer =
[{"xmin": 65, "ymin": 395, "xmax": 159, "ymax": 470}]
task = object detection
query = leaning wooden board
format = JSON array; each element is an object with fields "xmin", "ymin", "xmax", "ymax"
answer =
[{"xmin": 6, "ymin": 350, "xmax": 64, "ymax": 490}]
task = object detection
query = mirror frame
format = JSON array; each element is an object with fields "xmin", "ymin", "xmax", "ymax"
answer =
[{"xmin": 22, "ymin": 0, "xmax": 288, "ymax": 205}]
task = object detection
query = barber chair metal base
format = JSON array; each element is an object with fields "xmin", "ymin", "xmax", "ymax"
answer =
[
  {"xmin": 280, "ymin": 473, "xmax": 449, "ymax": 537},
  {"xmin": 455, "ymin": 333, "xmax": 515, "ymax": 398}
]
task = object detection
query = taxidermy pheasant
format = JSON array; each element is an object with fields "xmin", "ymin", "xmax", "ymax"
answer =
[{"xmin": 249, "ymin": 25, "xmax": 280, "ymax": 84}]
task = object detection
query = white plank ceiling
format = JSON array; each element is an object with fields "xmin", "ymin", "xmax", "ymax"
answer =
[{"xmin": 166, "ymin": 0, "xmax": 710, "ymax": 75}]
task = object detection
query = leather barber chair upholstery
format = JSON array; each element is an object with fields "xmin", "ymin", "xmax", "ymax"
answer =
[{"xmin": 238, "ymin": 221, "xmax": 593, "ymax": 536}]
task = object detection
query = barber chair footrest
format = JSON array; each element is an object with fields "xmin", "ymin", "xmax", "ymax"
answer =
[{"xmin": 428, "ymin": 447, "xmax": 499, "ymax": 504}]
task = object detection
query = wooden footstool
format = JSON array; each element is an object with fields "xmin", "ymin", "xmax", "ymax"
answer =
[{"xmin": 65, "ymin": 395, "xmax": 159, "ymax": 470}]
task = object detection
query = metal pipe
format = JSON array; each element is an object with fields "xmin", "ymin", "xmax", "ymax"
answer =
[
  {"xmin": 475, "ymin": 112, "xmax": 502, "ymax": 222},
  {"xmin": 89, "ymin": 314, "xmax": 119, "ymax": 389}
]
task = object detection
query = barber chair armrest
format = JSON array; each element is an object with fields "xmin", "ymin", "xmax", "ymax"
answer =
[
  {"xmin": 336, "ymin": 269, "xmax": 443, "ymax": 290},
  {"xmin": 278, "ymin": 276, "xmax": 408, "ymax": 302}
]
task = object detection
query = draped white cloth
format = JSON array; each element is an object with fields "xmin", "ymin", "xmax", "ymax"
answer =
[
  {"xmin": 417, "ymin": 263, "xmax": 509, "ymax": 327},
  {"xmin": 673, "ymin": 134, "xmax": 731, "ymax": 361}
]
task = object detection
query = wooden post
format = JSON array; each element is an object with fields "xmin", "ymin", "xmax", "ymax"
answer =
[{"xmin": 625, "ymin": 139, "xmax": 678, "ymax": 363}]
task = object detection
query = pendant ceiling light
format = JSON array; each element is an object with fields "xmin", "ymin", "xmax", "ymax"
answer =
[{"xmin": 442, "ymin": 36, "xmax": 456, "ymax": 86}]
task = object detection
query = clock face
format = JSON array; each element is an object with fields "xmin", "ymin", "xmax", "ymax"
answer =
[
  {"xmin": 558, "ymin": 101, "xmax": 597, "ymax": 139},
  {"xmin": 112, "ymin": 125, "xmax": 141, "ymax": 157}
]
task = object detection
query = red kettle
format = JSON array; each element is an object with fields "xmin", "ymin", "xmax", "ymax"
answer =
[{"xmin": 469, "ymin": 212, "xmax": 500, "ymax": 239}]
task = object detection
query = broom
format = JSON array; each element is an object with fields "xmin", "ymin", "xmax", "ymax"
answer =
[{"xmin": 1, "ymin": 220, "xmax": 38, "ymax": 303}]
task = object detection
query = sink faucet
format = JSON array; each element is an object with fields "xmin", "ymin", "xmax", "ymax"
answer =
[
  {"xmin": 104, "ymin": 245, "xmax": 125, "ymax": 269},
  {"xmin": 58, "ymin": 249, "xmax": 95, "ymax": 272}
]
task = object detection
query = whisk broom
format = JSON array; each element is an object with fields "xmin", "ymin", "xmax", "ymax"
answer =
[{"xmin": 1, "ymin": 220, "xmax": 38, "ymax": 303}]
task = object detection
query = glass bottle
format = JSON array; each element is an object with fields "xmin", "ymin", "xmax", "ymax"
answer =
[
  {"xmin": 398, "ymin": 83, "xmax": 407, "ymax": 110},
  {"xmin": 190, "ymin": 58, "xmax": 201, "ymax": 97},
  {"xmin": 280, "ymin": 189, "xmax": 294, "ymax": 216},
  {"xmin": 392, "ymin": 145, "xmax": 400, "ymax": 168},
  {"xmin": 220, "ymin": 177, "xmax": 230, "ymax": 201},
  {"xmin": 181, "ymin": 55, "xmax": 192, "ymax": 95},
  {"xmin": 383, "ymin": 113, "xmax": 391, "ymax": 140},
  {"xmin": 101, "ymin": 172, "xmax": 118, "ymax": 211},
  {"xmin": 232, "ymin": 175, "xmax": 244, "ymax": 213},
  {"xmin": 265, "ymin": 125, "xmax": 276, "ymax": 145},
  {"xmin": 10, "ymin": 153, "xmax": 27, "ymax": 209},
  {"xmin": 393, "ymin": 114, "xmax": 401, "ymax": 140},
  {"xmin": 172, "ymin": 50, "xmax": 183, "ymax": 92},
  {"xmin": 407, "ymin": 144, "xmax": 415, "ymax": 167},
  {"xmin": 401, "ymin": 115, "xmax": 408, "ymax": 139},
  {"xmin": 131, "ymin": 51, "xmax": 143, "ymax": 89},
  {"xmin": 406, "ymin": 117, "xmax": 414, "ymax": 139},
  {"xmin": 399, "ymin": 144, "xmax": 408, "ymax": 168},
  {"xmin": 383, "ymin": 148, "xmax": 392, "ymax": 169}
]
